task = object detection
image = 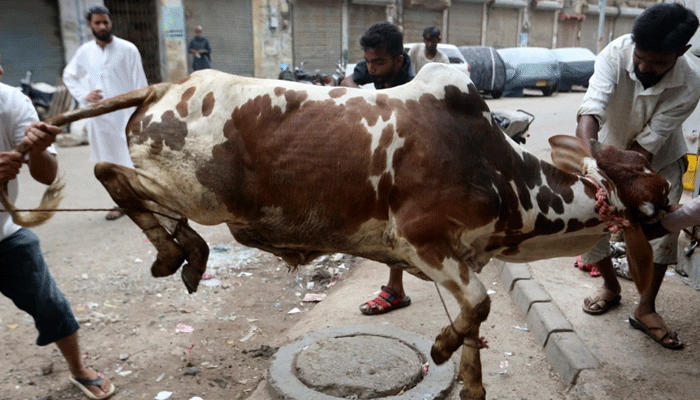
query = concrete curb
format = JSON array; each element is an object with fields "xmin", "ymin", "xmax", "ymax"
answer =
[{"xmin": 499, "ymin": 261, "xmax": 599, "ymax": 383}]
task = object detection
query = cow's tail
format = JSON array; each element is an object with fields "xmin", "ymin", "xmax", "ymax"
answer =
[{"xmin": 1, "ymin": 83, "xmax": 170, "ymax": 227}]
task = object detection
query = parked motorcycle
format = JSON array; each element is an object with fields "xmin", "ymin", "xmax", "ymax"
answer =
[
  {"xmin": 331, "ymin": 60, "xmax": 347, "ymax": 86},
  {"xmin": 20, "ymin": 71, "xmax": 57, "ymax": 120},
  {"xmin": 492, "ymin": 109, "xmax": 534, "ymax": 145},
  {"xmin": 278, "ymin": 62, "xmax": 335, "ymax": 86}
]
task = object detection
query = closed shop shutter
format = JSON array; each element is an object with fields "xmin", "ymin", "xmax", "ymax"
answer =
[
  {"xmin": 487, "ymin": 7, "xmax": 520, "ymax": 48},
  {"xmin": 580, "ymin": 14, "xmax": 614, "ymax": 53},
  {"xmin": 0, "ymin": 0, "xmax": 64, "ymax": 87},
  {"xmin": 184, "ymin": 0, "xmax": 254, "ymax": 77},
  {"xmin": 348, "ymin": 4, "xmax": 387, "ymax": 63},
  {"xmin": 613, "ymin": 16, "xmax": 635, "ymax": 40},
  {"xmin": 292, "ymin": 0, "xmax": 343, "ymax": 75},
  {"xmin": 105, "ymin": 0, "xmax": 161, "ymax": 83},
  {"xmin": 448, "ymin": 2, "xmax": 484, "ymax": 46},
  {"xmin": 403, "ymin": 7, "xmax": 443, "ymax": 43},
  {"xmin": 529, "ymin": 10, "xmax": 555, "ymax": 48}
]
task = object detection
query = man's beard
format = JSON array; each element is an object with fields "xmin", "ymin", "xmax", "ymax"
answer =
[
  {"xmin": 92, "ymin": 28, "xmax": 112, "ymax": 42},
  {"xmin": 634, "ymin": 64, "xmax": 666, "ymax": 89}
]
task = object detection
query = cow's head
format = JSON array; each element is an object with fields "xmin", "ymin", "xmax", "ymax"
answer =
[
  {"xmin": 589, "ymin": 140, "xmax": 670, "ymax": 222},
  {"xmin": 549, "ymin": 135, "xmax": 672, "ymax": 293}
]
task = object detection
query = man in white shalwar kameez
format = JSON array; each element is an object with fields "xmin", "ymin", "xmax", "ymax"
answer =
[{"xmin": 63, "ymin": 5, "xmax": 147, "ymax": 221}]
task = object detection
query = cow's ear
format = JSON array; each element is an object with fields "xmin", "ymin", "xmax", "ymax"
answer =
[
  {"xmin": 549, "ymin": 135, "xmax": 592, "ymax": 174},
  {"xmin": 622, "ymin": 216, "xmax": 654, "ymax": 294}
]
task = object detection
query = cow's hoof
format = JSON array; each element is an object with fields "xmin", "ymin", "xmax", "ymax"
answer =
[
  {"xmin": 181, "ymin": 264, "xmax": 202, "ymax": 294},
  {"xmin": 459, "ymin": 386, "xmax": 486, "ymax": 400},
  {"xmin": 430, "ymin": 344, "xmax": 452, "ymax": 365},
  {"xmin": 150, "ymin": 255, "xmax": 185, "ymax": 277}
]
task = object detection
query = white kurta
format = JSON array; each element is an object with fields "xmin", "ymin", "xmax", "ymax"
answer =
[
  {"xmin": 578, "ymin": 34, "xmax": 700, "ymax": 171},
  {"xmin": 408, "ymin": 44, "xmax": 450, "ymax": 75},
  {"xmin": 63, "ymin": 36, "xmax": 148, "ymax": 167}
]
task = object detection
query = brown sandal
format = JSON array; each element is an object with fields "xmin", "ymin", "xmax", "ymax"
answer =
[
  {"xmin": 582, "ymin": 288, "xmax": 621, "ymax": 315},
  {"xmin": 629, "ymin": 313, "xmax": 683, "ymax": 349}
]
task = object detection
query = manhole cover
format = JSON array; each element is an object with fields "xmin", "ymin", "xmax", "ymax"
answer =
[
  {"xmin": 295, "ymin": 335, "xmax": 424, "ymax": 398},
  {"xmin": 268, "ymin": 325, "xmax": 456, "ymax": 400}
]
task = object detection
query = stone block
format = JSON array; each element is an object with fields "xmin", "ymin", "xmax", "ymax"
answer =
[
  {"xmin": 544, "ymin": 331, "xmax": 599, "ymax": 384},
  {"xmin": 526, "ymin": 302, "xmax": 573, "ymax": 347},
  {"xmin": 500, "ymin": 262, "xmax": 532, "ymax": 292},
  {"xmin": 511, "ymin": 279, "xmax": 551, "ymax": 316}
]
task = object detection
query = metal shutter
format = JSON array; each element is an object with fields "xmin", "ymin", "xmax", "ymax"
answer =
[
  {"xmin": 529, "ymin": 10, "xmax": 555, "ymax": 48},
  {"xmin": 580, "ymin": 15, "xmax": 614, "ymax": 53},
  {"xmin": 348, "ymin": 4, "xmax": 387, "ymax": 64},
  {"xmin": 487, "ymin": 7, "xmax": 520, "ymax": 48},
  {"xmin": 292, "ymin": 0, "xmax": 343, "ymax": 75},
  {"xmin": 184, "ymin": 0, "xmax": 254, "ymax": 77},
  {"xmin": 448, "ymin": 2, "xmax": 484, "ymax": 46},
  {"xmin": 403, "ymin": 7, "xmax": 443, "ymax": 43},
  {"xmin": 0, "ymin": 0, "xmax": 64, "ymax": 87},
  {"xmin": 613, "ymin": 16, "xmax": 635, "ymax": 40},
  {"xmin": 105, "ymin": 0, "xmax": 161, "ymax": 83}
]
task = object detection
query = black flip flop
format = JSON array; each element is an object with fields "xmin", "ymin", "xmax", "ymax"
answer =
[{"xmin": 629, "ymin": 315, "xmax": 683, "ymax": 350}]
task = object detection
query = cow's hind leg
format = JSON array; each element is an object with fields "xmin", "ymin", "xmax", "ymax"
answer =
[
  {"xmin": 169, "ymin": 217, "xmax": 209, "ymax": 293},
  {"xmin": 95, "ymin": 163, "xmax": 186, "ymax": 279}
]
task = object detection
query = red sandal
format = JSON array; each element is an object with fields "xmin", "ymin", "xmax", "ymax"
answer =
[{"xmin": 359, "ymin": 286, "xmax": 411, "ymax": 315}]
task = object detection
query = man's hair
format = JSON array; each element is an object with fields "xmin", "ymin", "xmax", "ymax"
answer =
[
  {"xmin": 360, "ymin": 22, "xmax": 404, "ymax": 58},
  {"xmin": 86, "ymin": 5, "xmax": 111, "ymax": 22},
  {"xmin": 423, "ymin": 26, "xmax": 441, "ymax": 40},
  {"xmin": 632, "ymin": 3, "xmax": 698, "ymax": 54}
]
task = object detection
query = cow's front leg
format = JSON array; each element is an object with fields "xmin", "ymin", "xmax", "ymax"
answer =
[{"xmin": 95, "ymin": 162, "xmax": 186, "ymax": 278}]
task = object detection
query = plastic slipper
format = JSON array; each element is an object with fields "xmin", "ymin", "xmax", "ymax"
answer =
[
  {"xmin": 629, "ymin": 313, "xmax": 683, "ymax": 350},
  {"xmin": 360, "ymin": 285, "xmax": 411, "ymax": 315},
  {"xmin": 69, "ymin": 373, "xmax": 116, "ymax": 400},
  {"xmin": 582, "ymin": 288, "xmax": 621, "ymax": 315},
  {"xmin": 574, "ymin": 255, "xmax": 601, "ymax": 277}
]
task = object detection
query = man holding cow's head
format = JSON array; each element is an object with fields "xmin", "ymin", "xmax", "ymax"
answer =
[
  {"xmin": 576, "ymin": 3, "xmax": 700, "ymax": 349},
  {"xmin": 341, "ymin": 21, "xmax": 414, "ymax": 89}
]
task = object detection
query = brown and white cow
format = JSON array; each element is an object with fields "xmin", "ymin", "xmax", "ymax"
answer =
[{"xmin": 2, "ymin": 63, "xmax": 693, "ymax": 399}]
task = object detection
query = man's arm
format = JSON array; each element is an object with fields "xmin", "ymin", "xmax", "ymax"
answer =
[
  {"xmin": 575, "ymin": 115, "xmax": 600, "ymax": 153},
  {"xmin": 25, "ymin": 122, "xmax": 60, "ymax": 185},
  {"xmin": 0, "ymin": 123, "xmax": 58, "ymax": 186},
  {"xmin": 203, "ymin": 39, "xmax": 211, "ymax": 56},
  {"xmin": 62, "ymin": 51, "xmax": 90, "ymax": 105},
  {"xmin": 575, "ymin": 44, "xmax": 618, "ymax": 153},
  {"xmin": 341, "ymin": 74, "xmax": 360, "ymax": 88}
]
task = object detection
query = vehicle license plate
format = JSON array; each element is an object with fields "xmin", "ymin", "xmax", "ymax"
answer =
[{"xmin": 536, "ymin": 80, "xmax": 547, "ymax": 87}]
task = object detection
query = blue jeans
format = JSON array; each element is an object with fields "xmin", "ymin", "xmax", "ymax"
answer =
[{"xmin": 0, "ymin": 228, "xmax": 79, "ymax": 346}]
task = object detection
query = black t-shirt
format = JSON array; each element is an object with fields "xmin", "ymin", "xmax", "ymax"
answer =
[{"xmin": 351, "ymin": 51, "xmax": 415, "ymax": 89}]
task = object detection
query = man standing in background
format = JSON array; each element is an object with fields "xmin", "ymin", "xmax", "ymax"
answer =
[
  {"xmin": 188, "ymin": 25, "xmax": 212, "ymax": 71},
  {"xmin": 408, "ymin": 26, "xmax": 449, "ymax": 74},
  {"xmin": 63, "ymin": 5, "xmax": 148, "ymax": 221}
]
